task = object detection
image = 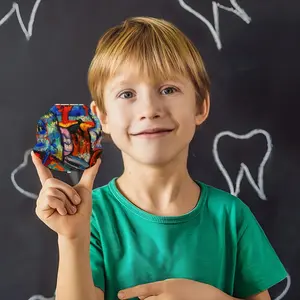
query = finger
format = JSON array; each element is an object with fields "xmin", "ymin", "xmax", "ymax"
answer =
[
  {"xmin": 118, "ymin": 282, "xmax": 162, "ymax": 299},
  {"xmin": 31, "ymin": 151, "xmax": 53, "ymax": 186},
  {"xmin": 77, "ymin": 158, "xmax": 101, "ymax": 191},
  {"xmin": 43, "ymin": 178, "xmax": 81, "ymax": 206},
  {"xmin": 38, "ymin": 195, "xmax": 67, "ymax": 216},
  {"xmin": 145, "ymin": 294, "xmax": 170, "ymax": 300},
  {"xmin": 45, "ymin": 188, "xmax": 77, "ymax": 215},
  {"xmin": 140, "ymin": 296, "xmax": 163, "ymax": 300}
]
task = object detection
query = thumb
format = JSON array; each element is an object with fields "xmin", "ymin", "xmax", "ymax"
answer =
[
  {"xmin": 77, "ymin": 158, "xmax": 101, "ymax": 191},
  {"xmin": 31, "ymin": 151, "xmax": 53, "ymax": 186}
]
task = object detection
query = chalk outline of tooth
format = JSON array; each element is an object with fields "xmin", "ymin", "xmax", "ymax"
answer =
[
  {"xmin": 0, "ymin": 0, "xmax": 42, "ymax": 40},
  {"xmin": 178, "ymin": 0, "xmax": 251, "ymax": 50},
  {"xmin": 11, "ymin": 148, "xmax": 80, "ymax": 199},
  {"xmin": 11, "ymin": 149, "xmax": 38, "ymax": 199},
  {"xmin": 213, "ymin": 129, "xmax": 272, "ymax": 200}
]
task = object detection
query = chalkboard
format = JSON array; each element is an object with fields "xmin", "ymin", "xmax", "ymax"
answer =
[{"xmin": 1, "ymin": 0, "xmax": 299, "ymax": 299}]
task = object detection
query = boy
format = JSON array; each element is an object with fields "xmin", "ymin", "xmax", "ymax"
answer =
[{"xmin": 32, "ymin": 17, "xmax": 287, "ymax": 300}]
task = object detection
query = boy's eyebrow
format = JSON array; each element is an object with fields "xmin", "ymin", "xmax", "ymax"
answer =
[
  {"xmin": 108, "ymin": 77, "xmax": 187, "ymax": 93},
  {"xmin": 107, "ymin": 79, "xmax": 129, "ymax": 93}
]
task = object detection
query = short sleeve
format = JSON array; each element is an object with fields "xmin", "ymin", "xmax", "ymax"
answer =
[
  {"xmin": 90, "ymin": 210, "xmax": 105, "ymax": 292},
  {"xmin": 233, "ymin": 203, "xmax": 288, "ymax": 298}
]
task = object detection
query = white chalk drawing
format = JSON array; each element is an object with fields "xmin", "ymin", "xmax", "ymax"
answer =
[
  {"xmin": 0, "ymin": 0, "xmax": 42, "ymax": 40},
  {"xmin": 178, "ymin": 0, "xmax": 251, "ymax": 50},
  {"xmin": 12, "ymin": 149, "xmax": 80, "ymax": 199},
  {"xmin": 28, "ymin": 295, "xmax": 54, "ymax": 300},
  {"xmin": 11, "ymin": 149, "xmax": 38, "ymax": 199},
  {"xmin": 213, "ymin": 129, "xmax": 292, "ymax": 297},
  {"xmin": 213, "ymin": 129, "xmax": 272, "ymax": 200},
  {"xmin": 274, "ymin": 274, "xmax": 291, "ymax": 300}
]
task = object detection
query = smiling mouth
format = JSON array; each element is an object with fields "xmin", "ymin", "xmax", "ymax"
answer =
[{"xmin": 131, "ymin": 128, "xmax": 174, "ymax": 137}]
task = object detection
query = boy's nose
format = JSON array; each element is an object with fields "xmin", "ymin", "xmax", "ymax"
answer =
[
  {"xmin": 138, "ymin": 93, "xmax": 164, "ymax": 120},
  {"xmin": 141, "ymin": 113, "xmax": 160, "ymax": 120},
  {"xmin": 138, "ymin": 102, "xmax": 163, "ymax": 120}
]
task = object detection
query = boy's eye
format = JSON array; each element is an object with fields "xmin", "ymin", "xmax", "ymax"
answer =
[
  {"xmin": 118, "ymin": 86, "xmax": 178, "ymax": 99},
  {"xmin": 119, "ymin": 91, "xmax": 134, "ymax": 99},
  {"xmin": 161, "ymin": 87, "xmax": 177, "ymax": 95}
]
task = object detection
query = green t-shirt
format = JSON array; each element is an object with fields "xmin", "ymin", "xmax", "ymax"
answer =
[{"xmin": 90, "ymin": 178, "xmax": 287, "ymax": 300}]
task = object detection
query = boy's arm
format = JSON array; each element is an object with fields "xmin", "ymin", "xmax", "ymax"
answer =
[
  {"xmin": 95, "ymin": 288, "xmax": 104, "ymax": 300},
  {"xmin": 117, "ymin": 280, "xmax": 271, "ymax": 300},
  {"xmin": 233, "ymin": 202, "xmax": 287, "ymax": 298},
  {"xmin": 55, "ymin": 236, "xmax": 104, "ymax": 300},
  {"xmin": 245, "ymin": 290, "xmax": 271, "ymax": 300}
]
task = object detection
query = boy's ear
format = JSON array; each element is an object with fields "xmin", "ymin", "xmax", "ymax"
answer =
[
  {"xmin": 195, "ymin": 93, "xmax": 210, "ymax": 126},
  {"xmin": 90, "ymin": 101, "xmax": 110, "ymax": 134}
]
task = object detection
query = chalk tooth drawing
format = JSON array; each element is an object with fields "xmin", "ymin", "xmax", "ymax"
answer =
[
  {"xmin": 212, "ymin": 129, "xmax": 272, "ymax": 200},
  {"xmin": 274, "ymin": 274, "xmax": 291, "ymax": 300},
  {"xmin": 0, "ymin": 0, "xmax": 42, "ymax": 40},
  {"xmin": 12, "ymin": 148, "xmax": 80, "ymax": 198},
  {"xmin": 11, "ymin": 149, "xmax": 38, "ymax": 199},
  {"xmin": 178, "ymin": 0, "xmax": 251, "ymax": 50}
]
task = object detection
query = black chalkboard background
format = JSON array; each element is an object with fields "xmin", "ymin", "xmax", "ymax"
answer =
[{"xmin": 0, "ymin": 0, "xmax": 299, "ymax": 299}]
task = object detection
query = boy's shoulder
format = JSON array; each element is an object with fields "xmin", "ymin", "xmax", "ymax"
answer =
[
  {"xmin": 90, "ymin": 178, "xmax": 121, "ymax": 222},
  {"xmin": 197, "ymin": 180, "xmax": 254, "ymax": 230},
  {"xmin": 91, "ymin": 178, "xmax": 117, "ymax": 207},
  {"xmin": 198, "ymin": 180, "xmax": 249, "ymax": 212},
  {"xmin": 92, "ymin": 180, "xmax": 113, "ymax": 199}
]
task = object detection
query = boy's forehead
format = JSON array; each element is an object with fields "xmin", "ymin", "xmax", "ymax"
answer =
[{"xmin": 107, "ymin": 62, "xmax": 187, "ymax": 87}]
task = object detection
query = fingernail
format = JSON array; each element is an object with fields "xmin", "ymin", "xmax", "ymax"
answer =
[
  {"xmin": 118, "ymin": 292, "xmax": 124, "ymax": 299},
  {"xmin": 71, "ymin": 206, "xmax": 77, "ymax": 214},
  {"xmin": 74, "ymin": 195, "xmax": 81, "ymax": 204}
]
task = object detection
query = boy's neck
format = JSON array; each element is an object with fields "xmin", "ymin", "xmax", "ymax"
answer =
[{"xmin": 116, "ymin": 153, "xmax": 200, "ymax": 216}]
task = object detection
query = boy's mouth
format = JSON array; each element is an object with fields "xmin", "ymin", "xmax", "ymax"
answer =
[{"xmin": 131, "ymin": 128, "xmax": 174, "ymax": 137}]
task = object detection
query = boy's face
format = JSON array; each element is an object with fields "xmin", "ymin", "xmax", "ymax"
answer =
[{"xmin": 91, "ymin": 63, "xmax": 209, "ymax": 166}]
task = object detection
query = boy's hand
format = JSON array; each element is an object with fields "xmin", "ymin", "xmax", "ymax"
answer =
[
  {"xmin": 31, "ymin": 151, "xmax": 101, "ymax": 240},
  {"xmin": 118, "ymin": 279, "xmax": 233, "ymax": 300}
]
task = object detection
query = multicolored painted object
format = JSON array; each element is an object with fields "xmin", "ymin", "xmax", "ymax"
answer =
[{"xmin": 33, "ymin": 104, "xmax": 103, "ymax": 172}]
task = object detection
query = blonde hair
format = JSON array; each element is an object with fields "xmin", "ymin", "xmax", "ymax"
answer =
[{"xmin": 88, "ymin": 16, "xmax": 210, "ymax": 113}]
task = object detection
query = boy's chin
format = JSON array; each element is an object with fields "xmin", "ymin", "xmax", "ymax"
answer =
[{"xmin": 130, "ymin": 152, "xmax": 182, "ymax": 167}]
